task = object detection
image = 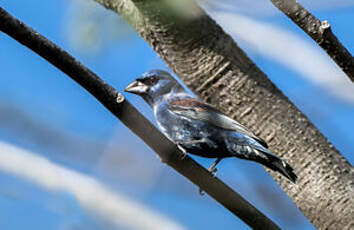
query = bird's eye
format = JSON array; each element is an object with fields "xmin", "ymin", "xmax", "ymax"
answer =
[{"xmin": 143, "ymin": 76, "xmax": 158, "ymax": 85}]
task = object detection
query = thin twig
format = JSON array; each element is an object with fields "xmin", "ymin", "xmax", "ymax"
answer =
[
  {"xmin": 0, "ymin": 7, "xmax": 281, "ymax": 230},
  {"xmin": 271, "ymin": 0, "xmax": 354, "ymax": 82}
]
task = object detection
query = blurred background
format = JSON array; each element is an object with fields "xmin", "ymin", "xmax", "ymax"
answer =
[{"xmin": 0, "ymin": 0, "xmax": 353, "ymax": 229}]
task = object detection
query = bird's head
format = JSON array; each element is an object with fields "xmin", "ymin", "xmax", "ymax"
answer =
[{"xmin": 125, "ymin": 70, "xmax": 185, "ymax": 106}]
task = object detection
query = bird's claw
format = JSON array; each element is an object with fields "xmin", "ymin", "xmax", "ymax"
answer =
[
  {"xmin": 209, "ymin": 167, "xmax": 218, "ymax": 178},
  {"xmin": 177, "ymin": 144, "xmax": 187, "ymax": 160}
]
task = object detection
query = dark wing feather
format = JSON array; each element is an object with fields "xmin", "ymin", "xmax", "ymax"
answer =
[{"xmin": 168, "ymin": 98, "xmax": 268, "ymax": 148}]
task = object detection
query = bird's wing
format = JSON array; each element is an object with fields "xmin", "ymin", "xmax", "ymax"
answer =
[{"xmin": 168, "ymin": 98, "xmax": 268, "ymax": 148}]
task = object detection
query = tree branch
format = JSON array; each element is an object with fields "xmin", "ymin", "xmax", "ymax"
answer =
[
  {"xmin": 0, "ymin": 7, "xmax": 281, "ymax": 230},
  {"xmin": 90, "ymin": 0, "xmax": 354, "ymax": 229},
  {"xmin": 270, "ymin": 0, "xmax": 354, "ymax": 82}
]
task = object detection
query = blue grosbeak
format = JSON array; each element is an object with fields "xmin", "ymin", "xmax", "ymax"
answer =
[{"xmin": 125, "ymin": 70, "xmax": 297, "ymax": 183}]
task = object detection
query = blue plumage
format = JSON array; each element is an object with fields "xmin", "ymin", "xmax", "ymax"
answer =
[{"xmin": 125, "ymin": 70, "xmax": 297, "ymax": 183}]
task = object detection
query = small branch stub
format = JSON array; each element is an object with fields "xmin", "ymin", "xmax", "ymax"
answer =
[
  {"xmin": 116, "ymin": 92, "xmax": 125, "ymax": 103},
  {"xmin": 319, "ymin": 20, "xmax": 331, "ymax": 43},
  {"xmin": 320, "ymin": 20, "xmax": 330, "ymax": 32}
]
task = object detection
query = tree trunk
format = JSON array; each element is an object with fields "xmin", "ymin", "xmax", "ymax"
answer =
[{"xmin": 93, "ymin": 0, "xmax": 354, "ymax": 229}]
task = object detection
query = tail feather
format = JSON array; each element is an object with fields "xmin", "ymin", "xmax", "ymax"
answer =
[
  {"xmin": 231, "ymin": 141, "xmax": 297, "ymax": 183},
  {"xmin": 260, "ymin": 152, "xmax": 297, "ymax": 183}
]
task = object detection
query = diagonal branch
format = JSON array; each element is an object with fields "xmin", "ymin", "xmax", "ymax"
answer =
[
  {"xmin": 270, "ymin": 0, "xmax": 354, "ymax": 82},
  {"xmin": 0, "ymin": 7, "xmax": 281, "ymax": 230}
]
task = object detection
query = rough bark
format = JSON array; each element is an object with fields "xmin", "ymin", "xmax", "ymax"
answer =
[
  {"xmin": 0, "ymin": 7, "xmax": 281, "ymax": 230},
  {"xmin": 92, "ymin": 0, "xmax": 354, "ymax": 229},
  {"xmin": 271, "ymin": 0, "xmax": 354, "ymax": 82}
]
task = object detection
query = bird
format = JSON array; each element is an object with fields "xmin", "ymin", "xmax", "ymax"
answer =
[{"xmin": 124, "ymin": 69, "xmax": 297, "ymax": 183}]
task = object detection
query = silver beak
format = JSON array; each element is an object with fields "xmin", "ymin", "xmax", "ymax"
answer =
[{"xmin": 124, "ymin": 80, "xmax": 149, "ymax": 94}]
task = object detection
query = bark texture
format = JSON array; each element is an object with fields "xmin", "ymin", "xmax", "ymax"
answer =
[
  {"xmin": 271, "ymin": 0, "xmax": 354, "ymax": 82},
  {"xmin": 93, "ymin": 0, "xmax": 354, "ymax": 229}
]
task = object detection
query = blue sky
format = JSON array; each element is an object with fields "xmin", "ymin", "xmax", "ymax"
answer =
[{"xmin": 0, "ymin": 0, "xmax": 353, "ymax": 229}]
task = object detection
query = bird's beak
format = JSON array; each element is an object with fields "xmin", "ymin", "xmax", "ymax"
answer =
[{"xmin": 124, "ymin": 80, "xmax": 149, "ymax": 95}]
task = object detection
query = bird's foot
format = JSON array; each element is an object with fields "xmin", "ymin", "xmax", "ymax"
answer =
[
  {"xmin": 208, "ymin": 167, "xmax": 218, "ymax": 178},
  {"xmin": 207, "ymin": 158, "xmax": 221, "ymax": 178},
  {"xmin": 176, "ymin": 144, "xmax": 187, "ymax": 160}
]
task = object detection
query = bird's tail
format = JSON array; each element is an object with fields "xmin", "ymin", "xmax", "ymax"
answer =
[{"xmin": 259, "ymin": 151, "xmax": 297, "ymax": 184}]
